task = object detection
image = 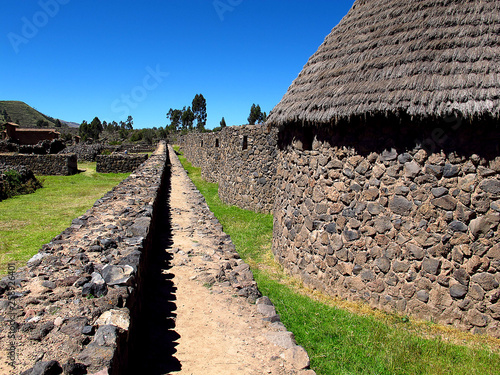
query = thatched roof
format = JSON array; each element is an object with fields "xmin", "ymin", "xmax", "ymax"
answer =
[{"xmin": 267, "ymin": 0, "xmax": 500, "ymax": 127}]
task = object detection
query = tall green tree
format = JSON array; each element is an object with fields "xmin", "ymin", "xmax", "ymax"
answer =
[
  {"xmin": 192, "ymin": 94, "xmax": 207, "ymax": 131},
  {"xmin": 79, "ymin": 117, "xmax": 104, "ymax": 142},
  {"xmin": 90, "ymin": 117, "xmax": 103, "ymax": 134},
  {"xmin": 248, "ymin": 104, "xmax": 266, "ymax": 125},
  {"xmin": 79, "ymin": 120, "xmax": 89, "ymax": 141},
  {"xmin": 220, "ymin": 117, "xmax": 227, "ymax": 128},
  {"xmin": 125, "ymin": 115, "xmax": 134, "ymax": 130},
  {"xmin": 167, "ymin": 108, "xmax": 182, "ymax": 132},
  {"xmin": 181, "ymin": 106, "xmax": 195, "ymax": 130}
]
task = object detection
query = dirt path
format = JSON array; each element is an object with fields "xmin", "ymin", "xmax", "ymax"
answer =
[{"xmin": 132, "ymin": 146, "xmax": 316, "ymax": 375}]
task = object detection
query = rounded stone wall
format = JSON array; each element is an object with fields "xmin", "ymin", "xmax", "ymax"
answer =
[{"xmin": 272, "ymin": 120, "xmax": 500, "ymax": 336}]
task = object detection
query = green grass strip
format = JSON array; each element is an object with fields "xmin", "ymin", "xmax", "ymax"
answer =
[
  {"xmin": 0, "ymin": 162, "xmax": 129, "ymax": 274},
  {"xmin": 174, "ymin": 146, "xmax": 500, "ymax": 375}
]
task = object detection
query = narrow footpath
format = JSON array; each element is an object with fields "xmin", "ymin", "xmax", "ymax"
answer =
[{"xmin": 131, "ymin": 146, "xmax": 315, "ymax": 375}]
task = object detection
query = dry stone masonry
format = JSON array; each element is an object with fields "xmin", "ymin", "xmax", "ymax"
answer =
[
  {"xmin": 0, "ymin": 142, "xmax": 169, "ymax": 374},
  {"xmin": 179, "ymin": 120, "xmax": 500, "ymax": 338},
  {"xmin": 273, "ymin": 123, "xmax": 500, "ymax": 337},
  {"xmin": 96, "ymin": 154, "xmax": 148, "ymax": 174},
  {"xmin": 0, "ymin": 141, "xmax": 316, "ymax": 374},
  {"xmin": 0, "ymin": 154, "xmax": 77, "ymax": 176},
  {"xmin": 179, "ymin": 124, "xmax": 278, "ymax": 213}
]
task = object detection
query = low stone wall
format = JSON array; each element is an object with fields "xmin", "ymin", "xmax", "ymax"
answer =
[
  {"xmin": 179, "ymin": 125, "xmax": 278, "ymax": 213},
  {"xmin": 0, "ymin": 153, "xmax": 77, "ymax": 175},
  {"xmin": 123, "ymin": 144, "xmax": 156, "ymax": 154},
  {"xmin": 96, "ymin": 154, "xmax": 148, "ymax": 173},
  {"xmin": 0, "ymin": 142, "xmax": 169, "ymax": 374},
  {"xmin": 273, "ymin": 122, "xmax": 500, "ymax": 337},
  {"xmin": 62, "ymin": 144, "xmax": 104, "ymax": 162}
]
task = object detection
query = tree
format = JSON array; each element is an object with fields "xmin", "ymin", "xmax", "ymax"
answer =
[
  {"xmin": 247, "ymin": 104, "xmax": 265, "ymax": 125},
  {"xmin": 167, "ymin": 108, "xmax": 182, "ymax": 132},
  {"xmin": 125, "ymin": 115, "xmax": 133, "ymax": 130},
  {"xmin": 79, "ymin": 120, "xmax": 89, "ymax": 141},
  {"xmin": 220, "ymin": 117, "xmax": 227, "ymax": 128},
  {"xmin": 158, "ymin": 126, "xmax": 167, "ymax": 138},
  {"xmin": 181, "ymin": 106, "xmax": 195, "ymax": 130},
  {"xmin": 90, "ymin": 116, "xmax": 103, "ymax": 136},
  {"xmin": 55, "ymin": 119, "xmax": 62, "ymax": 128},
  {"xmin": 79, "ymin": 117, "xmax": 104, "ymax": 142},
  {"xmin": 36, "ymin": 119, "xmax": 49, "ymax": 128},
  {"xmin": 261, "ymin": 112, "xmax": 267, "ymax": 123},
  {"xmin": 192, "ymin": 94, "xmax": 207, "ymax": 131},
  {"xmin": 2, "ymin": 109, "xmax": 11, "ymax": 122}
]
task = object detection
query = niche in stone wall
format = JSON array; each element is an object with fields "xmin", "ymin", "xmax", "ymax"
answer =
[
  {"xmin": 215, "ymin": 138, "xmax": 220, "ymax": 147},
  {"xmin": 200, "ymin": 140, "xmax": 204, "ymax": 147},
  {"xmin": 295, "ymin": 126, "xmax": 314, "ymax": 151},
  {"xmin": 242, "ymin": 135, "xmax": 248, "ymax": 150}
]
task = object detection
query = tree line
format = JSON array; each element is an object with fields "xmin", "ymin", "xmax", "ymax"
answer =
[
  {"xmin": 166, "ymin": 94, "xmax": 207, "ymax": 132},
  {"xmin": 77, "ymin": 93, "xmax": 268, "ymax": 144},
  {"xmin": 166, "ymin": 94, "xmax": 267, "ymax": 133},
  {"xmin": 79, "ymin": 115, "xmax": 167, "ymax": 145}
]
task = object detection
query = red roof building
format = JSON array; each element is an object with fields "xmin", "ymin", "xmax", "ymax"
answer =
[{"xmin": 1, "ymin": 122, "xmax": 60, "ymax": 145}]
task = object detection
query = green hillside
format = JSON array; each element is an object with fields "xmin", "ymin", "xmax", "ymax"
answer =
[{"xmin": 0, "ymin": 101, "xmax": 60, "ymax": 128}]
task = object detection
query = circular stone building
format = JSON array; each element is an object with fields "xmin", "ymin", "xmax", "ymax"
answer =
[{"xmin": 267, "ymin": 0, "xmax": 500, "ymax": 336}]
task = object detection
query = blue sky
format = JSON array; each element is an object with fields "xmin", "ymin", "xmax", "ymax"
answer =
[{"xmin": 1, "ymin": 0, "xmax": 354, "ymax": 129}]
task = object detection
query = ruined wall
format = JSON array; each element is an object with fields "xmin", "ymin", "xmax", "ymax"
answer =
[
  {"xmin": 0, "ymin": 142, "xmax": 169, "ymax": 374},
  {"xmin": 96, "ymin": 154, "xmax": 148, "ymax": 173},
  {"xmin": 179, "ymin": 125, "xmax": 278, "ymax": 213},
  {"xmin": 0, "ymin": 153, "xmax": 77, "ymax": 175},
  {"xmin": 273, "ymin": 119, "xmax": 500, "ymax": 337}
]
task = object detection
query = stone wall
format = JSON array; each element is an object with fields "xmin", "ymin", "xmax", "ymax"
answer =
[
  {"xmin": 273, "ymin": 119, "xmax": 500, "ymax": 337},
  {"xmin": 178, "ymin": 118, "xmax": 500, "ymax": 336},
  {"xmin": 96, "ymin": 154, "xmax": 149, "ymax": 173},
  {"xmin": 0, "ymin": 142, "xmax": 169, "ymax": 374},
  {"xmin": 62, "ymin": 144, "xmax": 104, "ymax": 162},
  {"xmin": 123, "ymin": 144, "xmax": 156, "ymax": 154},
  {"xmin": 179, "ymin": 125, "xmax": 278, "ymax": 213},
  {"xmin": 0, "ymin": 153, "xmax": 78, "ymax": 175}
]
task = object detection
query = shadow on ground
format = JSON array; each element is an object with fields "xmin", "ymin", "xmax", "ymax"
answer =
[{"xmin": 128, "ymin": 177, "xmax": 182, "ymax": 374}]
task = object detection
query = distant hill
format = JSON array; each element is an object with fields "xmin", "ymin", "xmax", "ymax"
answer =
[
  {"xmin": 0, "ymin": 101, "xmax": 78, "ymax": 129},
  {"xmin": 62, "ymin": 121, "xmax": 80, "ymax": 129}
]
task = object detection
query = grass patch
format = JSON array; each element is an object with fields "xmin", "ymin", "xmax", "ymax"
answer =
[
  {"xmin": 0, "ymin": 162, "xmax": 129, "ymax": 274},
  {"xmin": 175, "ymin": 146, "xmax": 500, "ymax": 375}
]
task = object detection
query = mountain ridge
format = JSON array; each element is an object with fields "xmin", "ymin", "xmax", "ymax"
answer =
[{"xmin": 0, "ymin": 101, "xmax": 79, "ymax": 129}]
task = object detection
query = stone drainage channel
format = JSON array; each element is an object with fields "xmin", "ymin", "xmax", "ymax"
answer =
[
  {"xmin": 129, "ymin": 146, "xmax": 315, "ymax": 374},
  {"xmin": 0, "ymin": 144, "xmax": 315, "ymax": 375}
]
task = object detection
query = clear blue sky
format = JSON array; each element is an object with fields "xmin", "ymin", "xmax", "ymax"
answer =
[{"xmin": 1, "ymin": 0, "xmax": 354, "ymax": 129}]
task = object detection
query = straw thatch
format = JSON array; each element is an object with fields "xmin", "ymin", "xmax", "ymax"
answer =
[{"xmin": 267, "ymin": 0, "xmax": 500, "ymax": 127}]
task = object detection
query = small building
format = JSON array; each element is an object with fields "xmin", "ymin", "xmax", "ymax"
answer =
[{"xmin": 1, "ymin": 122, "xmax": 60, "ymax": 145}]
